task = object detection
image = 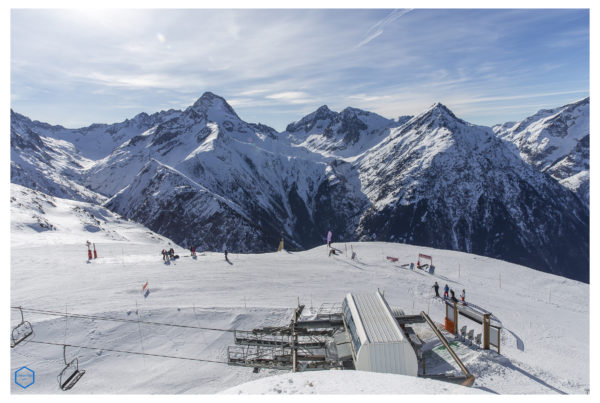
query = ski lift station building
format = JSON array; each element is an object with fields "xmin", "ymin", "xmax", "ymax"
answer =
[{"xmin": 341, "ymin": 292, "xmax": 419, "ymax": 376}]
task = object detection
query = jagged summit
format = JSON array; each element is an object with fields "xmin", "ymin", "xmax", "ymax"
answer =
[
  {"xmin": 425, "ymin": 102, "xmax": 461, "ymax": 120},
  {"xmin": 286, "ymin": 105, "xmax": 336, "ymax": 133},
  {"xmin": 189, "ymin": 91, "xmax": 240, "ymax": 121},
  {"xmin": 315, "ymin": 104, "xmax": 332, "ymax": 113},
  {"xmin": 401, "ymin": 102, "xmax": 466, "ymax": 133},
  {"xmin": 493, "ymin": 96, "xmax": 589, "ymax": 205}
]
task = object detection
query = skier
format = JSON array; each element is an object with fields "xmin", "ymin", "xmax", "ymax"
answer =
[
  {"xmin": 327, "ymin": 230, "xmax": 332, "ymax": 248},
  {"xmin": 432, "ymin": 281, "xmax": 440, "ymax": 298},
  {"xmin": 190, "ymin": 245, "xmax": 196, "ymax": 257},
  {"xmin": 450, "ymin": 289, "xmax": 458, "ymax": 303},
  {"xmin": 443, "ymin": 284, "xmax": 449, "ymax": 299},
  {"xmin": 460, "ymin": 289, "xmax": 466, "ymax": 304},
  {"xmin": 225, "ymin": 250, "xmax": 229, "ymax": 261},
  {"xmin": 161, "ymin": 249, "xmax": 168, "ymax": 261}
]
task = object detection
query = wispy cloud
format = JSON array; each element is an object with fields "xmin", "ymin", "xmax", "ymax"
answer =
[
  {"xmin": 265, "ymin": 91, "xmax": 312, "ymax": 104},
  {"xmin": 355, "ymin": 9, "xmax": 412, "ymax": 48},
  {"xmin": 10, "ymin": 9, "xmax": 589, "ymax": 131}
]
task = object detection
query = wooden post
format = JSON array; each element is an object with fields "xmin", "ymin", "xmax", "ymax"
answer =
[
  {"xmin": 453, "ymin": 301, "xmax": 459, "ymax": 336},
  {"xmin": 497, "ymin": 327, "xmax": 500, "ymax": 355},
  {"xmin": 292, "ymin": 328, "xmax": 297, "ymax": 372},
  {"xmin": 483, "ymin": 313, "xmax": 491, "ymax": 350}
]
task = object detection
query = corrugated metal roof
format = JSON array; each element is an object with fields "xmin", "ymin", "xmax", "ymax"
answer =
[{"xmin": 350, "ymin": 293, "xmax": 405, "ymax": 343}]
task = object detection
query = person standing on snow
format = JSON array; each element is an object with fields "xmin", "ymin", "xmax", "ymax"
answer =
[
  {"xmin": 450, "ymin": 289, "xmax": 458, "ymax": 303},
  {"xmin": 327, "ymin": 230, "xmax": 332, "ymax": 248},
  {"xmin": 225, "ymin": 250, "xmax": 229, "ymax": 261},
  {"xmin": 460, "ymin": 289, "xmax": 466, "ymax": 304},
  {"xmin": 443, "ymin": 284, "xmax": 449, "ymax": 299},
  {"xmin": 433, "ymin": 281, "xmax": 440, "ymax": 297}
]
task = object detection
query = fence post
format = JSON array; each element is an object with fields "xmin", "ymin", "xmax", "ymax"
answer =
[{"xmin": 483, "ymin": 313, "xmax": 491, "ymax": 350}]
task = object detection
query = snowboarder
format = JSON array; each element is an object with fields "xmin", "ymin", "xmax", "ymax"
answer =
[
  {"xmin": 460, "ymin": 289, "xmax": 466, "ymax": 304},
  {"xmin": 433, "ymin": 281, "xmax": 440, "ymax": 297},
  {"xmin": 450, "ymin": 289, "xmax": 458, "ymax": 303},
  {"xmin": 443, "ymin": 284, "xmax": 449, "ymax": 299},
  {"xmin": 327, "ymin": 230, "xmax": 332, "ymax": 248}
]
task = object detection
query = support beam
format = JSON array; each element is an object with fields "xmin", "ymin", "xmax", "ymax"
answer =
[
  {"xmin": 421, "ymin": 311, "xmax": 473, "ymax": 384},
  {"xmin": 483, "ymin": 314, "xmax": 491, "ymax": 350},
  {"xmin": 453, "ymin": 302, "xmax": 459, "ymax": 336}
]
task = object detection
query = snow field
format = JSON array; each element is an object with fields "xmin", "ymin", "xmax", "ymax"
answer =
[{"xmin": 10, "ymin": 186, "xmax": 589, "ymax": 394}]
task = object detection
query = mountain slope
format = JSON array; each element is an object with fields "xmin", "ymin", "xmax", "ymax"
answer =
[
  {"xmin": 286, "ymin": 105, "xmax": 398, "ymax": 158},
  {"xmin": 10, "ymin": 111, "xmax": 105, "ymax": 204},
  {"xmin": 94, "ymin": 93, "xmax": 367, "ymax": 251},
  {"xmin": 354, "ymin": 103, "xmax": 589, "ymax": 282},
  {"xmin": 493, "ymin": 98, "xmax": 589, "ymax": 204}
]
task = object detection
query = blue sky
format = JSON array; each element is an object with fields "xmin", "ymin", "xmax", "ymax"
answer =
[{"xmin": 11, "ymin": 8, "xmax": 589, "ymax": 130}]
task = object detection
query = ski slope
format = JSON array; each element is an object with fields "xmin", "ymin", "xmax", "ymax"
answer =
[{"xmin": 10, "ymin": 185, "xmax": 589, "ymax": 394}]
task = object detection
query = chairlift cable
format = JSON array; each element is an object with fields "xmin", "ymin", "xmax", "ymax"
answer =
[
  {"xmin": 25, "ymin": 339, "xmax": 230, "ymax": 365},
  {"xmin": 11, "ymin": 306, "xmax": 240, "ymax": 333}
]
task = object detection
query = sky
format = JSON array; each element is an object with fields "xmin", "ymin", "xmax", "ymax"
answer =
[{"xmin": 10, "ymin": 8, "xmax": 590, "ymax": 131}]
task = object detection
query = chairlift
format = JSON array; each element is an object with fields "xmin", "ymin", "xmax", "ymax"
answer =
[
  {"xmin": 58, "ymin": 345, "xmax": 85, "ymax": 391},
  {"xmin": 11, "ymin": 307, "xmax": 33, "ymax": 348}
]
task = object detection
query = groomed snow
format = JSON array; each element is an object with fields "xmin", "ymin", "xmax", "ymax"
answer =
[
  {"xmin": 220, "ymin": 370, "xmax": 487, "ymax": 394},
  {"xmin": 10, "ymin": 184, "xmax": 589, "ymax": 394}
]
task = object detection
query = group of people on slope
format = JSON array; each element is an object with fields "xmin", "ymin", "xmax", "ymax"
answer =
[
  {"xmin": 433, "ymin": 281, "xmax": 466, "ymax": 304},
  {"xmin": 161, "ymin": 248, "xmax": 175, "ymax": 261},
  {"xmin": 160, "ymin": 245, "xmax": 233, "ymax": 262}
]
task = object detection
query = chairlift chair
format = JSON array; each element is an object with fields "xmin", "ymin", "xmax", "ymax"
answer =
[
  {"xmin": 58, "ymin": 345, "xmax": 85, "ymax": 391},
  {"xmin": 11, "ymin": 307, "xmax": 33, "ymax": 348}
]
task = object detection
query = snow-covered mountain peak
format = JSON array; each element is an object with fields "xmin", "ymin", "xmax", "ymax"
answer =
[
  {"xmin": 285, "ymin": 105, "xmax": 336, "ymax": 133},
  {"xmin": 409, "ymin": 102, "xmax": 464, "ymax": 129},
  {"xmin": 285, "ymin": 104, "xmax": 396, "ymax": 158},
  {"xmin": 188, "ymin": 91, "xmax": 241, "ymax": 122}
]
